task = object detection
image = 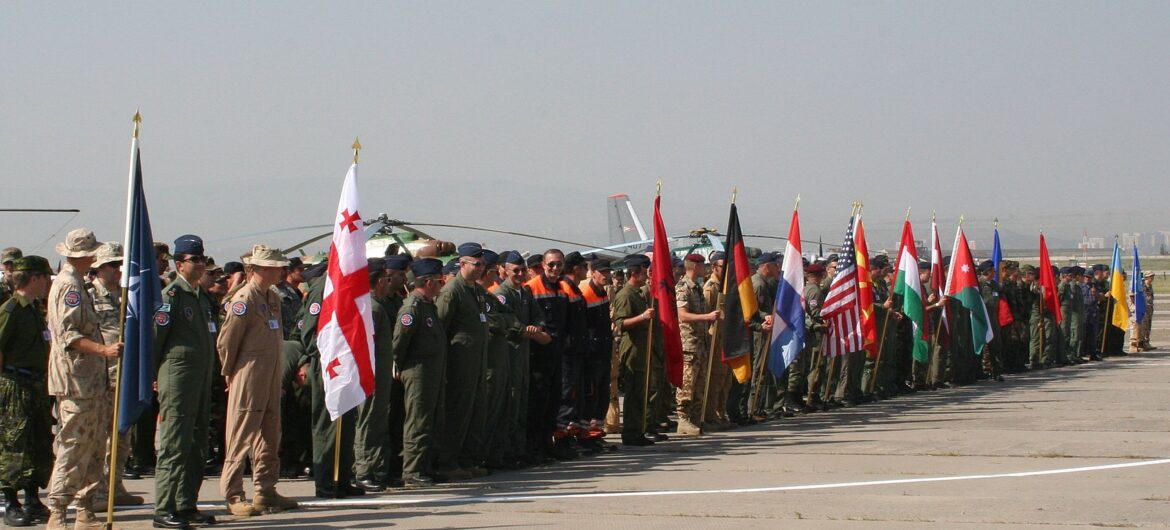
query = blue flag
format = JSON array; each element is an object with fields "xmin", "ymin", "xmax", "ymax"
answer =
[
  {"xmin": 119, "ymin": 144, "xmax": 161, "ymax": 433},
  {"xmin": 1132, "ymin": 244, "xmax": 1145, "ymax": 324},
  {"xmin": 991, "ymin": 226, "xmax": 1003, "ymax": 283}
]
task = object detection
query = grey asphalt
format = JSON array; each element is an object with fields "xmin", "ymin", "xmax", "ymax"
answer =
[{"xmin": 95, "ymin": 320, "xmax": 1170, "ymax": 529}]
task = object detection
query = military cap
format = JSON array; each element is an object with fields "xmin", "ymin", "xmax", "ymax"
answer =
[
  {"xmin": 457, "ymin": 242, "xmax": 483, "ymax": 258},
  {"xmin": 684, "ymin": 253, "xmax": 705, "ymax": 264},
  {"xmin": 153, "ymin": 241, "xmax": 172, "ymax": 261},
  {"xmin": 1070, "ymin": 266, "xmax": 1085, "ymax": 276},
  {"xmin": 757, "ymin": 252, "xmax": 781, "ymax": 265},
  {"xmin": 94, "ymin": 242, "xmax": 124, "ymax": 268},
  {"xmin": 708, "ymin": 251, "xmax": 726, "ymax": 263},
  {"xmin": 1051, "ymin": 265, "xmax": 1059, "ymax": 276},
  {"xmin": 671, "ymin": 256, "xmax": 684, "ymax": 268},
  {"xmin": 385, "ymin": 254, "xmax": 411, "ymax": 271},
  {"xmin": 526, "ymin": 254, "xmax": 544, "ymax": 268},
  {"xmin": 826, "ymin": 253, "xmax": 839, "ymax": 262},
  {"xmin": 499, "ymin": 251, "xmax": 524, "ymax": 266},
  {"xmin": 1091, "ymin": 264, "xmax": 1108, "ymax": 272},
  {"xmin": 871, "ymin": 254, "xmax": 891, "ymax": 269},
  {"xmin": 13, "ymin": 255, "xmax": 51, "ymax": 274},
  {"xmin": 287, "ymin": 256, "xmax": 304, "ymax": 269},
  {"xmin": 1003, "ymin": 260, "xmax": 1020, "ymax": 269},
  {"xmin": 624, "ymin": 254, "xmax": 651, "ymax": 269},
  {"xmin": 302, "ymin": 261, "xmax": 328, "ymax": 282},
  {"xmin": 1143, "ymin": 271, "xmax": 1155, "ymax": 279},
  {"xmin": 223, "ymin": 261, "xmax": 245, "ymax": 275},
  {"xmin": 1020, "ymin": 264, "xmax": 1037, "ymax": 274},
  {"xmin": 411, "ymin": 257, "xmax": 443, "ymax": 278},
  {"xmin": 1058, "ymin": 266, "xmax": 1072, "ymax": 275},
  {"xmin": 56, "ymin": 228, "xmax": 101, "ymax": 258},
  {"xmin": 205, "ymin": 257, "xmax": 223, "ymax": 273},
  {"xmin": 918, "ymin": 260, "xmax": 931, "ymax": 270},
  {"xmin": 173, "ymin": 234, "xmax": 205, "ymax": 256},
  {"xmin": 942, "ymin": 255, "xmax": 952, "ymax": 268},
  {"xmin": 442, "ymin": 259, "xmax": 460, "ymax": 276},
  {"xmin": 367, "ymin": 257, "xmax": 387, "ymax": 276},
  {"xmin": 564, "ymin": 251, "xmax": 586, "ymax": 269},
  {"xmin": 977, "ymin": 260, "xmax": 995, "ymax": 273},
  {"xmin": 481, "ymin": 249, "xmax": 500, "ymax": 268},
  {"xmin": 245, "ymin": 245, "xmax": 289, "ymax": 267},
  {"xmin": 805, "ymin": 262, "xmax": 825, "ymax": 274},
  {"xmin": 1, "ymin": 247, "xmax": 23, "ymax": 264},
  {"xmin": 590, "ymin": 257, "xmax": 613, "ymax": 271}
]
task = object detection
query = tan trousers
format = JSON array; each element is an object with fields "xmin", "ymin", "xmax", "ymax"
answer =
[
  {"xmin": 219, "ymin": 372, "xmax": 282, "ymax": 501},
  {"xmin": 48, "ymin": 394, "xmax": 112, "ymax": 509}
]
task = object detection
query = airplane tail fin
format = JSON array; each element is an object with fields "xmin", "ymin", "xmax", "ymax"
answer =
[{"xmin": 607, "ymin": 193, "xmax": 648, "ymax": 247}]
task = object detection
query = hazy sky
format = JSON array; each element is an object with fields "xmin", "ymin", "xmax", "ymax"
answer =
[{"xmin": 3, "ymin": 2, "xmax": 1168, "ymax": 259}]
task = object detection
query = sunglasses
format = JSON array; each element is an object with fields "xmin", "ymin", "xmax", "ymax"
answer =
[
  {"xmin": 544, "ymin": 261, "xmax": 563, "ymax": 268},
  {"xmin": 181, "ymin": 256, "xmax": 208, "ymax": 264},
  {"xmin": 462, "ymin": 260, "xmax": 485, "ymax": 268}
]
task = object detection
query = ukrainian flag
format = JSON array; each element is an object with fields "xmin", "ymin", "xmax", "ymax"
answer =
[{"xmin": 1109, "ymin": 241, "xmax": 1130, "ymax": 331}]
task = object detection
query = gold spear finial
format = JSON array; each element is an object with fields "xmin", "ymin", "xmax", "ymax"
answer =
[
  {"xmin": 994, "ymin": 217, "xmax": 999, "ymax": 229},
  {"xmin": 731, "ymin": 187, "xmax": 738, "ymax": 204},
  {"xmin": 352, "ymin": 137, "xmax": 362, "ymax": 164},
  {"xmin": 132, "ymin": 110, "xmax": 141, "ymax": 139}
]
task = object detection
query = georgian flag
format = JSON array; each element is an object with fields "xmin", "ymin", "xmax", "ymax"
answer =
[{"xmin": 317, "ymin": 162, "xmax": 376, "ymax": 420}]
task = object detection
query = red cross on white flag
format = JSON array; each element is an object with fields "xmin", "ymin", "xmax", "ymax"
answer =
[{"xmin": 317, "ymin": 162, "xmax": 376, "ymax": 420}]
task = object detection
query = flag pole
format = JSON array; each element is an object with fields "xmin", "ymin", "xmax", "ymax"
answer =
[
  {"xmin": 641, "ymin": 180, "xmax": 662, "ymax": 435},
  {"xmin": 106, "ymin": 110, "xmax": 140, "ymax": 529},
  {"xmin": 867, "ymin": 207, "xmax": 910, "ymax": 395},
  {"xmin": 333, "ymin": 137, "xmax": 362, "ymax": 496},
  {"xmin": 698, "ymin": 187, "xmax": 737, "ymax": 433},
  {"xmin": 825, "ymin": 202, "xmax": 860, "ymax": 402},
  {"xmin": 1100, "ymin": 236, "xmax": 1116, "ymax": 355},
  {"xmin": 926, "ymin": 210, "xmax": 941, "ymax": 385}
]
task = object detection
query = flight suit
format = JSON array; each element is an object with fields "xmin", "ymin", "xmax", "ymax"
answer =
[
  {"xmin": 435, "ymin": 273, "xmax": 489, "ymax": 470},
  {"xmin": 612, "ymin": 283, "xmax": 662, "ymax": 440},
  {"xmin": 153, "ymin": 275, "xmax": 218, "ymax": 516},
  {"xmin": 1059, "ymin": 279, "xmax": 1083, "ymax": 361},
  {"xmin": 394, "ymin": 293, "xmax": 446, "ymax": 481},
  {"xmin": 494, "ymin": 281, "xmax": 544, "ymax": 463},
  {"xmin": 353, "ymin": 294, "xmax": 395, "ymax": 483},
  {"xmin": 479, "ymin": 286, "xmax": 519, "ymax": 466},
  {"xmin": 217, "ymin": 282, "xmax": 284, "ymax": 503}
]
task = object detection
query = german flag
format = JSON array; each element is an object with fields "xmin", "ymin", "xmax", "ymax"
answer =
[{"xmin": 721, "ymin": 203, "xmax": 757, "ymax": 383}]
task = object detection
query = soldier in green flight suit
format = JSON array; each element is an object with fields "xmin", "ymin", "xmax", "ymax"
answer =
[
  {"xmin": 476, "ymin": 250, "xmax": 523, "ymax": 469},
  {"xmin": 379, "ymin": 254, "xmax": 410, "ymax": 485},
  {"xmin": 152, "ymin": 235, "xmax": 220, "ymax": 528},
  {"xmin": 0, "ymin": 256, "xmax": 53, "ymax": 527},
  {"xmin": 612, "ymin": 254, "xmax": 662, "ymax": 446},
  {"xmin": 1059, "ymin": 266, "xmax": 1085, "ymax": 364},
  {"xmin": 395, "ymin": 258, "xmax": 447, "ymax": 487},
  {"xmin": 353, "ymin": 259, "xmax": 395, "ymax": 492},
  {"xmin": 493, "ymin": 251, "xmax": 548, "ymax": 467}
]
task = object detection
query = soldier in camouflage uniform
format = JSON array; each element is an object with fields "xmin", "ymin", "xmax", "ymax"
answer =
[
  {"xmin": 45, "ymin": 229, "xmax": 122, "ymax": 530},
  {"xmin": 84, "ymin": 243, "xmax": 144, "ymax": 511},
  {"xmin": 675, "ymin": 254, "xmax": 718, "ymax": 435},
  {"xmin": 798, "ymin": 264, "xmax": 828, "ymax": 411},
  {"xmin": 0, "ymin": 256, "xmax": 53, "ymax": 527},
  {"xmin": 701, "ymin": 252, "xmax": 733, "ymax": 429},
  {"xmin": 1059, "ymin": 267, "xmax": 1086, "ymax": 364},
  {"xmin": 999, "ymin": 261, "xmax": 1030, "ymax": 373},
  {"xmin": 977, "ymin": 260, "xmax": 1004, "ymax": 380}
]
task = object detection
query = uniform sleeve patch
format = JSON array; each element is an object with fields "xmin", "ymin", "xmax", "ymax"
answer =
[
  {"xmin": 63, "ymin": 290, "xmax": 82, "ymax": 307},
  {"xmin": 400, "ymin": 314, "xmax": 414, "ymax": 327},
  {"xmin": 232, "ymin": 301, "xmax": 248, "ymax": 316},
  {"xmin": 810, "ymin": 299, "xmax": 820, "ymax": 308},
  {"xmin": 297, "ymin": 319, "xmax": 304, "ymax": 330},
  {"xmin": 155, "ymin": 311, "xmax": 171, "ymax": 326},
  {"xmin": 158, "ymin": 303, "xmax": 171, "ymax": 313},
  {"xmin": 309, "ymin": 302, "xmax": 321, "ymax": 315},
  {"xmin": 184, "ymin": 307, "xmax": 194, "ymax": 320},
  {"xmin": 497, "ymin": 294, "xmax": 507, "ymax": 305},
  {"xmin": 426, "ymin": 317, "xmax": 435, "ymax": 328}
]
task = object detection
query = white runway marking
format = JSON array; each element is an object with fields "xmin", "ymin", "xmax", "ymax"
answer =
[{"xmin": 290, "ymin": 457, "xmax": 1170, "ymax": 509}]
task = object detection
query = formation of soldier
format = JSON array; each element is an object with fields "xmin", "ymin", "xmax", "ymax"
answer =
[{"xmin": 0, "ymin": 230, "xmax": 1159, "ymax": 530}]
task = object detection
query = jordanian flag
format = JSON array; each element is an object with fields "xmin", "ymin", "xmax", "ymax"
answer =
[
  {"xmin": 944, "ymin": 225, "xmax": 993, "ymax": 354},
  {"xmin": 893, "ymin": 219, "xmax": 929, "ymax": 363}
]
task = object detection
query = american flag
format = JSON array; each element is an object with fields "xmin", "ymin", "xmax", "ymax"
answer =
[{"xmin": 822, "ymin": 213, "xmax": 863, "ymax": 357}]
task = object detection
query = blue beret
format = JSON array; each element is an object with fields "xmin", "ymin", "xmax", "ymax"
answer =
[
  {"xmin": 481, "ymin": 249, "xmax": 499, "ymax": 267},
  {"xmin": 173, "ymin": 234, "xmax": 204, "ymax": 256},
  {"xmin": 757, "ymin": 252, "xmax": 780, "ymax": 265},
  {"xmin": 1070, "ymin": 266, "xmax": 1085, "ymax": 275},
  {"xmin": 442, "ymin": 260, "xmax": 460, "ymax": 275},
  {"xmin": 385, "ymin": 254, "xmax": 411, "ymax": 271},
  {"xmin": 671, "ymin": 256, "xmax": 684, "ymax": 268},
  {"xmin": 458, "ymin": 242, "xmax": 483, "ymax": 258},
  {"xmin": 624, "ymin": 254, "xmax": 650, "ymax": 269},
  {"xmin": 411, "ymin": 258, "xmax": 443, "ymax": 277},
  {"xmin": 708, "ymin": 251, "xmax": 726, "ymax": 263}
]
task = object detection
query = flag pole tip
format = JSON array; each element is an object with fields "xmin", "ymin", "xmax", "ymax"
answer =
[
  {"xmin": 132, "ymin": 110, "xmax": 141, "ymax": 138},
  {"xmin": 352, "ymin": 137, "xmax": 362, "ymax": 163}
]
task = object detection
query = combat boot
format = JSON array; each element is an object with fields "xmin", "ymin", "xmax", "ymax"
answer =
[
  {"xmin": 253, "ymin": 490, "xmax": 298, "ymax": 512},
  {"xmin": 675, "ymin": 416, "xmax": 701, "ymax": 436},
  {"xmin": 72, "ymin": 507, "xmax": 103, "ymax": 530},
  {"xmin": 44, "ymin": 506, "xmax": 68, "ymax": 530},
  {"xmin": 225, "ymin": 497, "xmax": 260, "ymax": 517}
]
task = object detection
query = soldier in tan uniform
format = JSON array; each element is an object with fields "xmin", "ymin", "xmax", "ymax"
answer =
[
  {"xmin": 701, "ymin": 251, "xmax": 733, "ymax": 430},
  {"xmin": 216, "ymin": 245, "xmax": 298, "ymax": 516},
  {"xmin": 675, "ymin": 254, "xmax": 718, "ymax": 436},
  {"xmin": 84, "ymin": 242, "xmax": 145, "ymax": 510},
  {"xmin": 45, "ymin": 229, "xmax": 123, "ymax": 530}
]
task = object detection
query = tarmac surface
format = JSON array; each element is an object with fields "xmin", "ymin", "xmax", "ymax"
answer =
[{"xmin": 89, "ymin": 302, "xmax": 1170, "ymax": 528}]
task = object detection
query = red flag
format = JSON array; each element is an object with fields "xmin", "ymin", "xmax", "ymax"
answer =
[
  {"xmin": 317, "ymin": 161, "xmax": 376, "ymax": 420},
  {"xmin": 1038, "ymin": 234, "xmax": 1063, "ymax": 324},
  {"xmin": 854, "ymin": 215, "xmax": 878, "ymax": 358},
  {"xmin": 651, "ymin": 194, "xmax": 684, "ymax": 387},
  {"xmin": 997, "ymin": 298, "xmax": 1014, "ymax": 326}
]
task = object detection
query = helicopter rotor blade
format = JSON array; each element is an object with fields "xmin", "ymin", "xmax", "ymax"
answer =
[
  {"xmin": 0, "ymin": 208, "xmax": 81, "ymax": 213},
  {"xmin": 394, "ymin": 221, "xmax": 600, "ymax": 249}
]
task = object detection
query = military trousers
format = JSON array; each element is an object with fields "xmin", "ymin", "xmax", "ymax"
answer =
[
  {"xmin": 503, "ymin": 346, "xmax": 530, "ymax": 460},
  {"xmin": 480, "ymin": 339, "xmax": 511, "ymax": 465},
  {"xmin": 308, "ymin": 355, "xmax": 356, "ymax": 491},
  {"xmin": 833, "ymin": 350, "xmax": 866, "ymax": 401},
  {"xmin": 557, "ymin": 353, "xmax": 584, "ymax": 427},
  {"xmin": 353, "ymin": 349, "xmax": 393, "ymax": 482},
  {"xmin": 676, "ymin": 349, "xmax": 706, "ymax": 420},
  {"xmin": 0, "ymin": 375, "xmax": 53, "ymax": 491},
  {"xmin": 154, "ymin": 350, "xmax": 213, "ymax": 515},
  {"xmin": 400, "ymin": 352, "xmax": 445, "ymax": 479},
  {"xmin": 1061, "ymin": 310, "xmax": 1082, "ymax": 361},
  {"xmin": 1028, "ymin": 315, "xmax": 1058, "ymax": 365},
  {"xmin": 439, "ymin": 343, "xmax": 484, "ymax": 470},
  {"xmin": 527, "ymin": 349, "xmax": 561, "ymax": 455},
  {"xmin": 47, "ymin": 392, "xmax": 111, "ymax": 509},
  {"xmin": 702, "ymin": 349, "xmax": 732, "ymax": 422},
  {"xmin": 581, "ymin": 350, "xmax": 611, "ymax": 423},
  {"xmin": 220, "ymin": 363, "xmax": 282, "ymax": 501}
]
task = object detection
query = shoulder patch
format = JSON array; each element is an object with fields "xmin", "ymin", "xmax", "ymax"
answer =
[
  {"xmin": 184, "ymin": 306, "xmax": 195, "ymax": 320},
  {"xmin": 400, "ymin": 313, "xmax": 414, "ymax": 327},
  {"xmin": 155, "ymin": 311, "xmax": 171, "ymax": 326},
  {"xmin": 158, "ymin": 303, "xmax": 172, "ymax": 313},
  {"xmin": 309, "ymin": 302, "xmax": 321, "ymax": 315},
  {"xmin": 426, "ymin": 316, "xmax": 435, "ymax": 328},
  {"xmin": 231, "ymin": 301, "xmax": 247, "ymax": 316},
  {"xmin": 497, "ymin": 294, "xmax": 507, "ymax": 305},
  {"xmin": 810, "ymin": 299, "xmax": 820, "ymax": 308},
  {"xmin": 168, "ymin": 288, "xmax": 178, "ymax": 298},
  {"xmin": 63, "ymin": 290, "xmax": 82, "ymax": 307},
  {"xmin": 297, "ymin": 319, "xmax": 304, "ymax": 330}
]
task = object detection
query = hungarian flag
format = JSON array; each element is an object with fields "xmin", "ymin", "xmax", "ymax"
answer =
[
  {"xmin": 720, "ymin": 203, "xmax": 756, "ymax": 384},
  {"xmin": 1108, "ymin": 241, "xmax": 1130, "ymax": 330},
  {"xmin": 854, "ymin": 213, "xmax": 878, "ymax": 358},
  {"xmin": 1038, "ymin": 234, "xmax": 1063, "ymax": 324},
  {"xmin": 651, "ymin": 194, "xmax": 683, "ymax": 387},
  {"xmin": 944, "ymin": 226, "xmax": 993, "ymax": 355},
  {"xmin": 317, "ymin": 160, "xmax": 376, "ymax": 420},
  {"xmin": 768, "ymin": 207, "xmax": 805, "ymax": 376},
  {"xmin": 893, "ymin": 219, "xmax": 929, "ymax": 363}
]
